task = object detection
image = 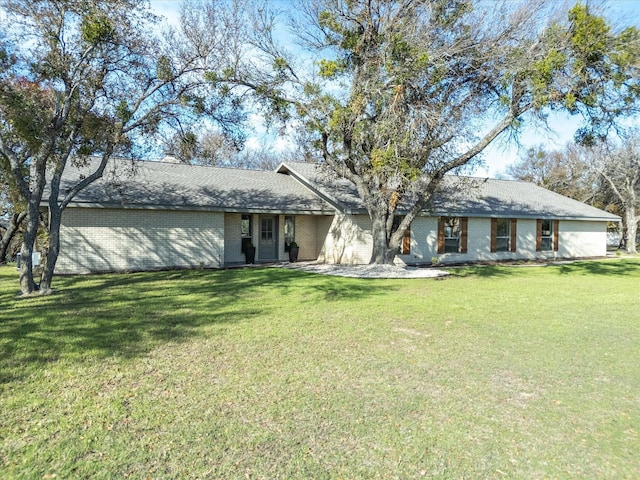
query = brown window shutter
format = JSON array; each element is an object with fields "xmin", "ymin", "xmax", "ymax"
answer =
[
  {"xmin": 490, "ymin": 218, "xmax": 497, "ymax": 253},
  {"xmin": 510, "ymin": 218, "xmax": 517, "ymax": 252},
  {"xmin": 437, "ymin": 217, "xmax": 445, "ymax": 254},
  {"xmin": 553, "ymin": 220, "xmax": 559, "ymax": 251},
  {"xmin": 460, "ymin": 217, "xmax": 468, "ymax": 254},
  {"xmin": 536, "ymin": 219, "xmax": 542, "ymax": 252},
  {"xmin": 402, "ymin": 226, "xmax": 411, "ymax": 254}
]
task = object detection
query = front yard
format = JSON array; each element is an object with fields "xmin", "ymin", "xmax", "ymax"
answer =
[{"xmin": 1, "ymin": 259, "xmax": 639, "ymax": 478}]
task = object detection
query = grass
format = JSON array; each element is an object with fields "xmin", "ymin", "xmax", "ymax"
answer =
[{"xmin": 1, "ymin": 259, "xmax": 639, "ymax": 479}]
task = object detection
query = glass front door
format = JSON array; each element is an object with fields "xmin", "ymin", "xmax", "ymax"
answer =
[{"xmin": 259, "ymin": 216, "xmax": 278, "ymax": 261}]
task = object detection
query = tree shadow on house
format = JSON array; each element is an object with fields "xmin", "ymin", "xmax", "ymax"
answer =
[{"xmin": 0, "ymin": 266, "xmax": 391, "ymax": 384}]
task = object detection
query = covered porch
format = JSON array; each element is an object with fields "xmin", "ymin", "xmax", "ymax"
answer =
[{"xmin": 223, "ymin": 213, "xmax": 334, "ymax": 265}]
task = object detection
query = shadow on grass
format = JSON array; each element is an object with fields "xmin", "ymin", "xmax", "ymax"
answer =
[
  {"xmin": 555, "ymin": 258, "xmax": 640, "ymax": 276},
  {"xmin": 449, "ymin": 258, "xmax": 640, "ymax": 279},
  {"xmin": 0, "ymin": 266, "xmax": 390, "ymax": 384},
  {"xmin": 446, "ymin": 264, "xmax": 517, "ymax": 278}
]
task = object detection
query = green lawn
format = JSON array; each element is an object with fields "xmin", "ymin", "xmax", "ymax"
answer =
[{"xmin": 1, "ymin": 259, "xmax": 639, "ymax": 479}]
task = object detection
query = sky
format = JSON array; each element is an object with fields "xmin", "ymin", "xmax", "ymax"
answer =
[{"xmin": 149, "ymin": 0, "xmax": 640, "ymax": 177}]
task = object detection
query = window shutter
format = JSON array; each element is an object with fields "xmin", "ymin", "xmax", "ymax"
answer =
[
  {"xmin": 460, "ymin": 217, "xmax": 468, "ymax": 254},
  {"xmin": 437, "ymin": 217, "xmax": 445, "ymax": 254},
  {"xmin": 402, "ymin": 226, "xmax": 411, "ymax": 254},
  {"xmin": 553, "ymin": 220, "xmax": 559, "ymax": 252},
  {"xmin": 510, "ymin": 218, "xmax": 517, "ymax": 252},
  {"xmin": 536, "ymin": 219, "xmax": 542, "ymax": 252},
  {"xmin": 490, "ymin": 218, "xmax": 497, "ymax": 253}
]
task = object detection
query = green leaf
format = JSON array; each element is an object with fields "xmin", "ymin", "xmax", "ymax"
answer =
[
  {"xmin": 81, "ymin": 12, "xmax": 114, "ymax": 45},
  {"xmin": 115, "ymin": 100, "xmax": 132, "ymax": 124}
]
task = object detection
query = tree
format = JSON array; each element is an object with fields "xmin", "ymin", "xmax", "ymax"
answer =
[
  {"xmin": 0, "ymin": 151, "xmax": 26, "ymax": 264},
  {"xmin": 203, "ymin": 0, "xmax": 640, "ymax": 264},
  {"xmin": 162, "ymin": 124, "xmax": 314, "ymax": 170},
  {"xmin": 0, "ymin": 195, "xmax": 26, "ymax": 265},
  {"xmin": 0, "ymin": 0, "xmax": 243, "ymax": 294},
  {"xmin": 507, "ymin": 136, "xmax": 640, "ymax": 254},
  {"xmin": 506, "ymin": 144, "xmax": 598, "ymax": 204},
  {"xmin": 590, "ymin": 133, "xmax": 640, "ymax": 254},
  {"xmin": 161, "ymin": 128, "xmax": 242, "ymax": 166},
  {"xmin": 0, "ymin": 212, "xmax": 25, "ymax": 262}
]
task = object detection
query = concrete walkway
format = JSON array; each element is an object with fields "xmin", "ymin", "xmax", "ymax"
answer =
[{"xmin": 281, "ymin": 262, "xmax": 449, "ymax": 279}]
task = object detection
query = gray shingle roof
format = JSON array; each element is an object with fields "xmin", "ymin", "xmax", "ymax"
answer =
[
  {"xmin": 278, "ymin": 161, "xmax": 620, "ymax": 221},
  {"xmin": 58, "ymin": 157, "xmax": 618, "ymax": 221},
  {"xmin": 433, "ymin": 176, "xmax": 619, "ymax": 220},
  {"xmin": 59, "ymin": 158, "xmax": 334, "ymax": 214}
]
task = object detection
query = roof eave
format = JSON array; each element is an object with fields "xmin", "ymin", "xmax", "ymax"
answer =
[
  {"xmin": 422, "ymin": 211, "xmax": 620, "ymax": 222},
  {"xmin": 61, "ymin": 202, "xmax": 336, "ymax": 215}
]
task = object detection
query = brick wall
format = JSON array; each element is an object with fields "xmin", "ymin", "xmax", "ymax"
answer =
[
  {"xmin": 292, "ymin": 215, "xmax": 323, "ymax": 261},
  {"xmin": 317, "ymin": 214, "xmax": 608, "ymax": 266},
  {"xmin": 58, "ymin": 207, "xmax": 225, "ymax": 274},
  {"xmin": 317, "ymin": 213, "xmax": 373, "ymax": 264},
  {"xmin": 58, "ymin": 208, "xmax": 608, "ymax": 273}
]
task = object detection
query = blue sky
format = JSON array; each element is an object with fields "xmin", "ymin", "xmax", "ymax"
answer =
[{"xmin": 150, "ymin": 0, "xmax": 640, "ymax": 177}]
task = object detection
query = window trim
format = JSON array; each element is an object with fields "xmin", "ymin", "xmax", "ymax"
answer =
[
  {"xmin": 438, "ymin": 216, "xmax": 468, "ymax": 254},
  {"xmin": 241, "ymin": 214, "xmax": 253, "ymax": 254},
  {"xmin": 402, "ymin": 227, "xmax": 411, "ymax": 255},
  {"xmin": 537, "ymin": 219, "xmax": 559, "ymax": 252},
  {"xmin": 260, "ymin": 217, "xmax": 274, "ymax": 242},
  {"xmin": 491, "ymin": 218, "xmax": 517, "ymax": 253},
  {"xmin": 284, "ymin": 215, "xmax": 295, "ymax": 252}
]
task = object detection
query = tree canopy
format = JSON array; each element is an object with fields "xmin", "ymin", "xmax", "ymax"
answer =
[
  {"xmin": 0, "ymin": 0, "xmax": 243, "ymax": 294},
  {"xmin": 590, "ymin": 131, "xmax": 640, "ymax": 253},
  {"xmin": 201, "ymin": 0, "xmax": 640, "ymax": 263},
  {"xmin": 507, "ymin": 131, "xmax": 640, "ymax": 254}
]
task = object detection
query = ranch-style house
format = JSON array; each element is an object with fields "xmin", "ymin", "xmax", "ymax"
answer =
[{"xmin": 50, "ymin": 158, "xmax": 619, "ymax": 274}]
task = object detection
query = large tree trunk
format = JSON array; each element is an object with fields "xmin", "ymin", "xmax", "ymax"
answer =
[
  {"xmin": 625, "ymin": 206, "xmax": 638, "ymax": 254},
  {"xmin": 39, "ymin": 205, "xmax": 62, "ymax": 294},
  {"xmin": 19, "ymin": 159, "xmax": 48, "ymax": 295},
  {"xmin": 0, "ymin": 212, "xmax": 26, "ymax": 264},
  {"xmin": 369, "ymin": 213, "xmax": 398, "ymax": 264},
  {"xmin": 19, "ymin": 199, "xmax": 41, "ymax": 294}
]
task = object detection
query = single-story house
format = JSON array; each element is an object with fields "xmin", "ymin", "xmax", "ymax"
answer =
[{"xmin": 50, "ymin": 158, "xmax": 619, "ymax": 274}]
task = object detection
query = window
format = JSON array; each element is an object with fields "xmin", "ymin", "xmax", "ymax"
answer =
[
  {"xmin": 241, "ymin": 214, "xmax": 252, "ymax": 254},
  {"xmin": 540, "ymin": 219, "xmax": 553, "ymax": 251},
  {"xmin": 491, "ymin": 218, "xmax": 517, "ymax": 253},
  {"xmin": 392, "ymin": 216, "xmax": 411, "ymax": 254},
  {"xmin": 444, "ymin": 217, "xmax": 461, "ymax": 253},
  {"xmin": 261, "ymin": 218, "xmax": 274, "ymax": 241},
  {"xmin": 284, "ymin": 215, "xmax": 295, "ymax": 251},
  {"xmin": 537, "ymin": 219, "xmax": 559, "ymax": 252},
  {"xmin": 438, "ymin": 217, "xmax": 468, "ymax": 254}
]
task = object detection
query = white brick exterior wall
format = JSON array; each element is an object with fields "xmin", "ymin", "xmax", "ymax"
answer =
[
  {"xmin": 319, "ymin": 214, "xmax": 609, "ymax": 266},
  {"xmin": 59, "ymin": 208, "xmax": 609, "ymax": 273},
  {"xmin": 291, "ymin": 214, "xmax": 324, "ymax": 261},
  {"xmin": 315, "ymin": 216, "xmax": 333, "ymax": 257},
  {"xmin": 317, "ymin": 213, "xmax": 373, "ymax": 264},
  {"xmin": 558, "ymin": 220, "xmax": 607, "ymax": 258},
  {"xmin": 57, "ymin": 208, "xmax": 224, "ymax": 274}
]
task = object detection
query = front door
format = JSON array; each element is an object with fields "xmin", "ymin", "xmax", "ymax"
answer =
[{"xmin": 259, "ymin": 215, "xmax": 278, "ymax": 261}]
